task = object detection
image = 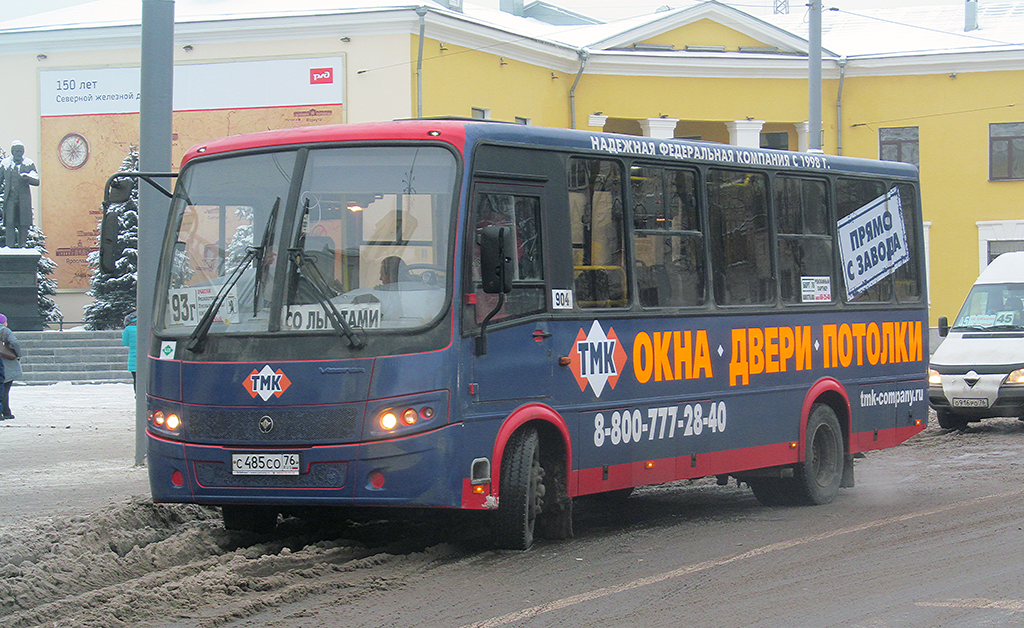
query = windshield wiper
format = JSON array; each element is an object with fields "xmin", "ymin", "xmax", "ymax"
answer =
[
  {"xmin": 253, "ymin": 198, "xmax": 281, "ymax": 317},
  {"xmin": 286, "ymin": 201, "xmax": 365, "ymax": 349},
  {"xmin": 185, "ymin": 247, "xmax": 257, "ymax": 353},
  {"xmin": 186, "ymin": 198, "xmax": 280, "ymax": 353}
]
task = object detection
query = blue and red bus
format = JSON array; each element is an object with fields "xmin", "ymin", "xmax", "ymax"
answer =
[{"xmin": 107, "ymin": 119, "xmax": 928, "ymax": 549}]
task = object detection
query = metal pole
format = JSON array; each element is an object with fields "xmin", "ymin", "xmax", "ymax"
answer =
[
  {"xmin": 808, "ymin": 0, "xmax": 822, "ymax": 151},
  {"xmin": 137, "ymin": 0, "xmax": 174, "ymax": 466},
  {"xmin": 416, "ymin": 6, "xmax": 427, "ymax": 118}
]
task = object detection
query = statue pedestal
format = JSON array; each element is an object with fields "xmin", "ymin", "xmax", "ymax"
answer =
[{"xmin": 0, "ymin": 248, "xmax": 43, "ymax": 330}]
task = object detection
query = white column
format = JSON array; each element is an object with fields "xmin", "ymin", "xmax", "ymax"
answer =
[
  {"xmin": 639, "ymin": 117, "xmax": 679, "ymax": 139},
  {"xmin": 726, "ymin": 119, "xmax": 764, "ymax": 148},
  {"xmin": 796, "ymin": 121, "xmax": 810, "ymax": 152}
]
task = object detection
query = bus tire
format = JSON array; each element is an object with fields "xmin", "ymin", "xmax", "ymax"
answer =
[
  {"xmin": 222, "ymin": 505, "xmax": 278, "ymax": 533},
  {"xmin": 494, "ymin": 426, "xmax": 545, "ymax": 550},
  {"xmin": 937, "ymin": 410, "xmax": 969, "ymax": 431},
  {"xmin": 793, "ymin": 403, "xmax": 844, "ymax": 505},
  {"xmin": 749, "ymin": 403, "xmax": 843, "ymax": 507}
]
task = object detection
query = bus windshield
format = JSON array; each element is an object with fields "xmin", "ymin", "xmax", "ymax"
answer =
[
  {"xmin": 159, "ymin": 145, "xmax": 458, "ymax": 335},
  {"xmin": 952, "ymin": 282, "xmax": 1024, "ymax": 331}
]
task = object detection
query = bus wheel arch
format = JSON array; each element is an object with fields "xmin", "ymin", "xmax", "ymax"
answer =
[
  {"xmin": 749, "ymin": 381, "xmax": 850, "ymax": 507},
  {"xmin": 492, "ymin": 406, "xmax": 573, "ymax": 549}
]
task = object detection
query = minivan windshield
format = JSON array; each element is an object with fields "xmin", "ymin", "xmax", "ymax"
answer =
[
  {"xmin": 157, "ymin": 145, "xmax": 458, "ymax": 335},
  {"xmin": 952, "ymin": 282, "xmax": 1024, "ymax": 331}
]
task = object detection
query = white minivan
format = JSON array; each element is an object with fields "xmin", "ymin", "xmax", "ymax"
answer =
[{"xmin": 929, "ymin": 251, "xmax": 1024, "ymax": 429}]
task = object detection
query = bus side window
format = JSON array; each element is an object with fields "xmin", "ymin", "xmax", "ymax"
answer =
[
  {"xmin": 708, "ymin": 169, "xmax": 773, "ymax": 306},
  {"xmin": 631, "ymin": 165, "xmax": 705, "ymax": 307},
  {"xmin": 775, "ymin": 176, "xmax": 833, "ymax": 304},
  {"xmin": 569, "ymin": 158, "xmax": 628, "ymax": 308},
  {"xmin": 894, "ymin": 183, "xmax": 922, "ymax": 303},
  {"xmin": 836, "ymin": 178, "xmax": 891, "ymax": 303},
  {"xmin": 471, "ymin": 191, "xmax": 545, "ymax": 324}
]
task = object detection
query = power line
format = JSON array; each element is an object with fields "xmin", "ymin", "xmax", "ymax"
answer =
[{"xmin": 850, "ymin": 102, "xmax": 1019, "ymax": 129}]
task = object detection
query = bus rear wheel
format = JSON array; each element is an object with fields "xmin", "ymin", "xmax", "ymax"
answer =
[
  {"xmin": 494, "ymin": 426, "xmax": 545, "ymax": 550},
  {"xmin": 749, "ymin": 403, "xmax": 843, "ymax": 507},
  {"xmin": 794, "ymin": 403, "xmax": 844, "ymax": 505},
  {"xmin": 222, "ymin": 505, "xmax": 278, "ymax": 533}
]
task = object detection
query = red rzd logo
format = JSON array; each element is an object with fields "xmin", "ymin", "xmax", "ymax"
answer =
[
  {"xmin": 310, "ymin": 68, "xmax": 333, "ymax": 84},
  {"xmin": 244, "ymin": 365, "xmax": 292, "ymax": 401}
]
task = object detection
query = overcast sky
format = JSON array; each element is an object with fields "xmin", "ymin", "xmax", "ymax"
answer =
[{"xmin": 12, "ymin": 0, "xmax": 969, "ymax": 22}]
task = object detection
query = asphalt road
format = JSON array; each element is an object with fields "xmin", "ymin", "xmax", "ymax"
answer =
[{"xmin": 4, "ymin": 389, "xmax": 1024, "ymax": 628}]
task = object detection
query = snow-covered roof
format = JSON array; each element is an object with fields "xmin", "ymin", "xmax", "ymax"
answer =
[
  {"xmin": 2, "ymin": 0, "xmax": 1024, "ymax": 63},
  {"xmin": 763, "ymin": 3, "xmax": 1024, "ymax": 57}
]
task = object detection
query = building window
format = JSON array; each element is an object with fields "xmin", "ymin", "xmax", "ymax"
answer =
[
  {"xmin": 990, "ymin": 122, "xmax": 1024, "ymax": 180},
  {"xmin": 989, "ymin": 239, "xmax": 1024, "ymax": 264},
  {"xmin": 514, "ymin": 117, "xmax": 531, "ymax": 125},
  {"xmin": 977, "ymin": 220, "xmax": 1024, "ymax": 271},
  {"xmin": 880, "ymin": 127, "xmax": 919, "ymax": 168},
  {"xmin": 471, "ymin": 107, "xmax": 491, "ymax": 120}
]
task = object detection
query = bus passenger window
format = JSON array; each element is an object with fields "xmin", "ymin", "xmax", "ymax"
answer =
[
  {"xmin": 708, "ymin": 169, "xmax": 773, "ymax": 306},
  {"xmin": 569, "ymin": 159, "xmax": 627, "ymax": 308},
  {"xmin": 837, "ymin": 178, "xmax": 891, "ymax": 303},
  {"xmin": 470, "ymin": 191, "xmax": 545, "ymax": 323},
  {"xmin": 894, "ymin": 183, "xmax": 922, "ymax": 303},
  {"xmin": 631, "ymin": 165, "xmax": 705, "ymax": 307},
  {"xmin": 774, "ymin": 177, "xmax": 832, "ymax": 304}
]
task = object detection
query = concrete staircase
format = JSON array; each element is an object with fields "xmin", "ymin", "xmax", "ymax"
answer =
[{"xmin": 12, "ymin": 330, "xmax": 133, "ymax": 385}]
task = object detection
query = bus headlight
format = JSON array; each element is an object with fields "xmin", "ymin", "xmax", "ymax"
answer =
[
  {"xmin": 367, "ymin": 391, "xmax": 449, "ymax": 440},
  {"xmin": 1006, "ymin": 369, "xmax": 1024, "ymax": 385},
  {"xmin": 148, "ymin": 402, "xmax": 185, "ymax": 437},
  {"xmin": 928, "ymin": 368, "xmax": 942, "ymax": 387}
]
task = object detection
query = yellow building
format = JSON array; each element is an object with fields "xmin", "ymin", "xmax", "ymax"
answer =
[{"xmin": 1, "ymin": 0, "xmax": 1021, "ymax": 325}]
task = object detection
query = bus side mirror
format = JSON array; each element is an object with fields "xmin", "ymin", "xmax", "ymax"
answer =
[
  {"xmin": 99, "ymin": 210, "xmax": 122, "ymax": 275},
  {"xmin": 938, "ymin": 316, "xmax": 949, "ymax": 337},
  {"xmin": 480, "ymin": 225, "xmax": 514, "ymax": 294},
  {"xmin": 106, "ymin": 178, "xmax": 133, "ymax": 205}
]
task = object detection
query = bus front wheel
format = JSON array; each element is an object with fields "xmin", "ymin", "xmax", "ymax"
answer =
[{"xmin": 494, "ymin": 426, "xmax": 545, "ymax": 550}]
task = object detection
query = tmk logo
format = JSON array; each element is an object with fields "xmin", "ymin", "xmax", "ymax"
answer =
[
  {"xmin": 244, "ymin": 365, "xmax": 292, "ymax": 401},
  {"xmin": 310, "ymin": 68, "xmax": 333, "ymax": 84},
  {"xmin": 570, "ymin": 321, "xmax": 627, "ymax": 397}
]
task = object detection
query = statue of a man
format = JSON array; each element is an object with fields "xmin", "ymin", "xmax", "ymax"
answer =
[{"xmin": 0, "ymin": 140, "xmax": 40, "ymax": 248}]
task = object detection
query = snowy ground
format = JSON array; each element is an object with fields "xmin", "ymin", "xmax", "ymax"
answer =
[{"xmin": 0, "ymin": 382, "xmax": 150, "ymax": 527}]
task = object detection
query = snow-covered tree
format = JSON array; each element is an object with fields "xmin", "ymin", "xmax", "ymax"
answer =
[
  {"xmin": 0, "ymin": 147, "xmax": 63, "ymax": 324},
  {"xmin": 84, "ymin": 147, "xmax": 138, "ymax": 330}
]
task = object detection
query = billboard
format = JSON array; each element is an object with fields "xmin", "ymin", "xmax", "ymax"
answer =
[{"xmin": 39, "ymin": 56, "xmax": 345, "ymax": 289}]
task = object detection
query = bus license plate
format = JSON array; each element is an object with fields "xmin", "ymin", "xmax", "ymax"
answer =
[
  {"xmin": 231, "ymin": 453, "xmax": 300, "ymax": 476},
  {"xmin": 952, "ymin": 398, "xmax": 988, "ymax": 408}
]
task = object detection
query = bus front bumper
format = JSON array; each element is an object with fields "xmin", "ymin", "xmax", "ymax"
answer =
[{"xmin": 148, "ymin": 423, "xmax": 468, "ymax": 509}]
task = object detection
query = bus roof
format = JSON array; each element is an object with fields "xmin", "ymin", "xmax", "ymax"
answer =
[{"xmin": 180, "ymin": 118, "xmax": 919, "ymax": 180}]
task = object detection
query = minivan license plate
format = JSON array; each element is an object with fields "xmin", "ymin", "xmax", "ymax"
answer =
[
  {"xmin": 952, "ymin": 398, "xmax": 988, "ymax": 408},
  {"xmin": 231, "ymin": 453, "xmax": 300, "ymax": 475}
]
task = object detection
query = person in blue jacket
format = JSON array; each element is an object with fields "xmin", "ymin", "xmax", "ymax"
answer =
[{"xmin": 122, "ymin": 312, "xmax": 137, "ymax": 389}]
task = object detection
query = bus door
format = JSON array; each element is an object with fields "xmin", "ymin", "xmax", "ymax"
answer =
[{"xmin": 467, "ymin": 180, "xmax": 554, "ymax": 403}]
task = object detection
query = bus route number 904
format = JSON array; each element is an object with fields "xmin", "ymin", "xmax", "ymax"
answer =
[{"xmin": 593, "ymin": 402, "xmax": 727, "ymax": 447}]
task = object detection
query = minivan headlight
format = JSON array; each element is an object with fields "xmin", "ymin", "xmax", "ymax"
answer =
[
  {"xmin": 1006, "ymin": 369, "xmax": 1024, "ymax": 385},
  {"xmin": 928, "ymin": 368, "xmax": 942, "ymax": 387}
]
